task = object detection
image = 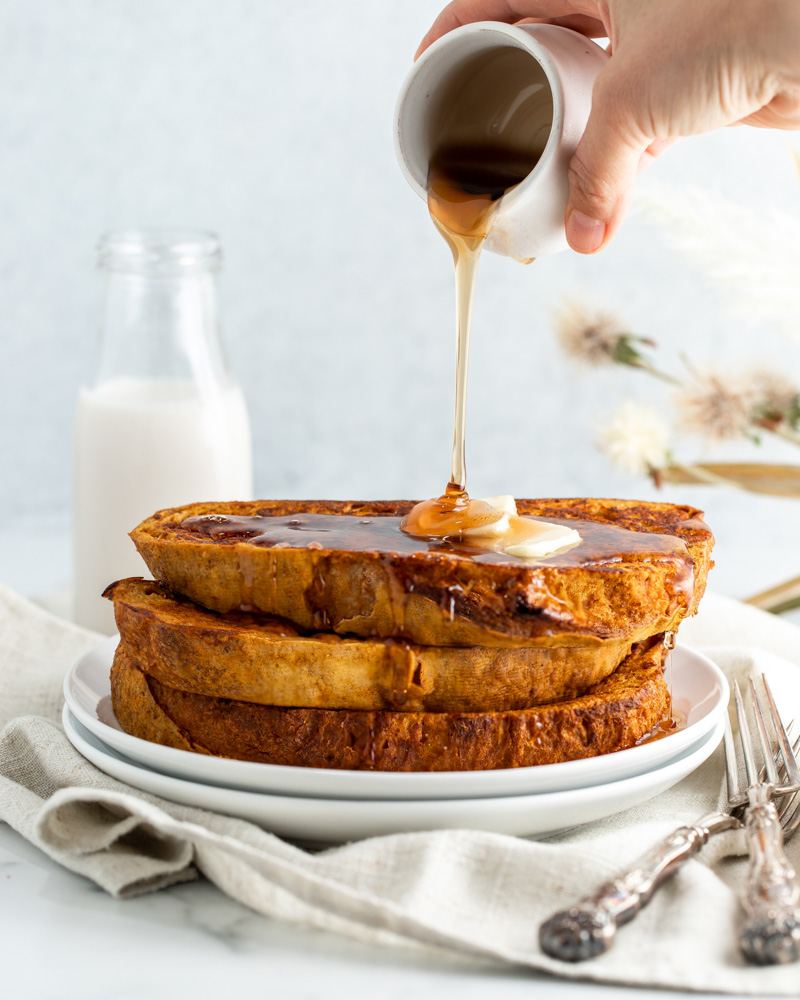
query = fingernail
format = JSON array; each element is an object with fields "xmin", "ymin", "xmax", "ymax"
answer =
[{"xmin": 566, "ymin": 210, "xmax": 607, "ymax": 253}]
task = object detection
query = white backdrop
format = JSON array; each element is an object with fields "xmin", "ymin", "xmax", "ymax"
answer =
[{"xmin": 2, "ymin": 0, "xmax": 799, "ymax": 598}]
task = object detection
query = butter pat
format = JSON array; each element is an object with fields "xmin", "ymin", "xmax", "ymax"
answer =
[
  {"xmin": 467, "ymin": 497, "xmax": 581, "ymax": 559},
  {"xmin": 478, "ymin": 495, "xmax": 517, "ymax": 516},
  {"xmin": 460, "ymin": 495, "xmax": 515, "ymax": 538},
  {"xmin": 503, "ymin": 517, "xmax": 581, "ymax": 558},
  {"xmin": 460, "ymin": 514, "xmax": 510, "ymax": 538}
]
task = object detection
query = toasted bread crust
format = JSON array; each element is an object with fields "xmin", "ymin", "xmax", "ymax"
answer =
[
  {"xmin": 131, "ymin": 498, "xmax": 713, "ymax": 647},
  {"xmin": 110, "ymin": 637, "xmax": 670, "ymax": 771},
  {"xmin": 105, "ymin": 578, "xmax": 634, "ymax": 712}
]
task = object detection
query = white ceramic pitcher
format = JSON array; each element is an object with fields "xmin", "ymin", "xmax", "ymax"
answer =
[{"xmin": 394, "ymin": 22, "xmax": 609, "ymax": 259}]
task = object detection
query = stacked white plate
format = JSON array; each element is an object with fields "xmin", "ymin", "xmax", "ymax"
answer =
[{"xmin": 63, "ymin": 637, "xmax": 728, "ymax": 845}]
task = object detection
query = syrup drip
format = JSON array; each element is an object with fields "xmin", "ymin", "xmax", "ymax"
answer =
[
  {"xmin": 635, "ymin": 707, "xmax": 687, "ymax": 745},
  {"xmin": 403, "ymin": 146, "xmax": 536, "ymax": 541},
  {"xmin": 428, "ymin": 149, "xmax": 508, "ymax": 504},
  {"xmin": 236, "ymin": 547, "xmax": 256, "ymax": 610},
  {"xmin": 634, "ymin": 633, "xmax": 685, "ymax": 746},
  {"xmin": 401, "ymin": 47, "xmax": 551, "ymax": 540},
  {"xmin": 384, "ymin": 638, "xmax": 416, "ymax": 708},
  {"xmin": 400, "ymin": 485, "xmax": 504, "ymax": 540}
]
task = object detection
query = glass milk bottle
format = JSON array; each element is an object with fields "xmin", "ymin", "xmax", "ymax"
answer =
[{"xmin": 73, "ymin": 230, "xmax": 253, "ymax": 633}]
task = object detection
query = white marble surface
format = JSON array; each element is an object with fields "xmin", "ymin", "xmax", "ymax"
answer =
[{"xmin": 0, "ymin": 820, "xmax": 788, "ymax": 1000}]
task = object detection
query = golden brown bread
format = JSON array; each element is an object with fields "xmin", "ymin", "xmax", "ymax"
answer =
[
  {"xmin": 105, "ymin": 578, "xmax": 634, "ymax": 712},
  {"xmin": 110, "ymin": 635, "xmax": 670, "ymax": 771},
  {"xmin": 131, "ymin": 498, "xmax": 714, "ymax": 647}
]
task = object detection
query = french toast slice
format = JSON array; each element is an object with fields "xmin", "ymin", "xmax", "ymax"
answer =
[
  {"xmin": 110, "ymin": 635, "xmax": 670, "ymax": 771},
  {"xmin": 105, "ymin": 578, "xmax": 635, "ymax": 712},
  {"xmin": 131, "ymin": 498, "xmax": 713, "ymax": 648}
]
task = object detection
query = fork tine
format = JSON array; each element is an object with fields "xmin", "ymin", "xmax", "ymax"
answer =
[
  {"xmin": 775, "ymin": 734, "xmax": 800, "ymax": 803},
  {"xmin": 777, "ymin": 735, "xmax": 800, "ymax": 837},
  {"xmin": 723, "ymin": 710, "xmax": 742, "ymax": 804},
  {"xmin": 782, "ymin": 798, "xmax": 800, "ymax": 840},
  {"xmin": 750, "ymin": 678, "xmax": 780, "ymax": 785},
  {"xmin": 733, "ymin": 680, "xmax": 759, "ymax": 787},
  {"xmin": 762, "ymin": 675, "xmax": 800, "ymax": 789},
  {"xmin": 736, "ymin": 688, "xmax": 800, "ymax": 965}
]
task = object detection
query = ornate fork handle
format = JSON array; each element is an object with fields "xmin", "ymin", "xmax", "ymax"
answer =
[
  {"xmin": 539, "ymin": 814, "xmax": 738, "ymax": 962},
  {"xmin": 739, "ymin": 788, "xmax": 800, "ymax": 965}
]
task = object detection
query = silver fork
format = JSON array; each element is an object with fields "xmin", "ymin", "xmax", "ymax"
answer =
[
  {"xmin": 538, "ymin": 721, "xmax": 800, "ymax": 963},
  {"xmin": 727, "ymin": 675, "xmax": 800, "ymax": 965}
]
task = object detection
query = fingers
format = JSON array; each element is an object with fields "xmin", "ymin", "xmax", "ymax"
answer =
[
  {"xmin": 564, "ymin": 75, "xmax": 651, "ymax": 253},
  {"xmin": 416, "ymin": 1, "xmax": 525, "ymax": 59},
  {"xmin": 639, "ymin": 137, "xmax": 676, "ymax": 165},
  {"xmin": 415, "ymin": 0, "xmax": 601, "ymax": 58},
  {"xmin": 565, "ymin": 143, "xmax": 640, "ymax": 253},
  {"xmin": 515, "ymin": 14, "xmax": 609, "ymax": 37},
  {"xmin": 738, "ymin": 92, "xmax": 800, "ymax": 130}
]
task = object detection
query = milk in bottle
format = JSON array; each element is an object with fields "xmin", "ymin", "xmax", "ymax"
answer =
[{"xmin": 73, "ymin": 230, "xmax": 253, "ymax": 633}]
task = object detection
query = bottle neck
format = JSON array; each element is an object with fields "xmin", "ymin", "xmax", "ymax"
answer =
[{"xmin": 94, "ymin": 268, "xmax": 231, "ymax": 392}]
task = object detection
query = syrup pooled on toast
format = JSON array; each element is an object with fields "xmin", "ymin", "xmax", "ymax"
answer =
[
  {"xmin": 401, "ymin": 48, "xmax": 562, "ymax": 549},
  {"xmin": 178, "ymin": 508, "xmax": 692, "ymax": 595}
]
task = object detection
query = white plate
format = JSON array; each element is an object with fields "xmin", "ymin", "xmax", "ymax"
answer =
[
  {"xmin": 63, "ymin": 705, "xmax": 726, "ymax": 844},
  {"xmin": 64, "ymin": 636, "xmax": 728, "ymax": 801}
]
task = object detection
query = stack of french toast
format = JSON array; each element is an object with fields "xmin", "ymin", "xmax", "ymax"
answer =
[{"xmin": 105, "ymin": 497, "xmax": 714, "ymax": 772}]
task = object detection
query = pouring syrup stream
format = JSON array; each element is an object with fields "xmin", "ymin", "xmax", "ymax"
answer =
[
  {"xmin": 400, "ymin": 46, "xmax": 554, "ymax": 541},
  {"xmin": 401, "ymin": 145, "xmax": 536, "ymax": 539}
]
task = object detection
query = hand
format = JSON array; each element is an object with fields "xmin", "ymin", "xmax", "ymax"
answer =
[{"xmin": 417, "ymin": 0, "xmax": 800, "ymax": 253}]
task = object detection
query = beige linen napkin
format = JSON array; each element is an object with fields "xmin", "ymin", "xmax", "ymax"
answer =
[{"xmin": 1, "ymin": 578, "xmax": 800, "ymax": 994}]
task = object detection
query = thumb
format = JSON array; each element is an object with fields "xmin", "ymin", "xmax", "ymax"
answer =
[{"xmin": 564, "ymin": 75, "xmax": 650, "ymax": 253}]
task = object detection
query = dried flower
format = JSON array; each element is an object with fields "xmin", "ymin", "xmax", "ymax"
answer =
[
  {"xmin": 554, "ymin": 301, "xmax": 654, "ymax": 368},
  {"xmin": 596, "ymin": 402, "xmax": 671, "ymax": 475},
  {"xmin": 636, "ymin": 180, "xmax": 800, "ymax": 342},
  {"xmin": 676, "ymin": 373, "xmax": 755, "ymax": 442},
  {"xmin": 746, "ymin": 370, "xmax": 800, "ymax": 429}
]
